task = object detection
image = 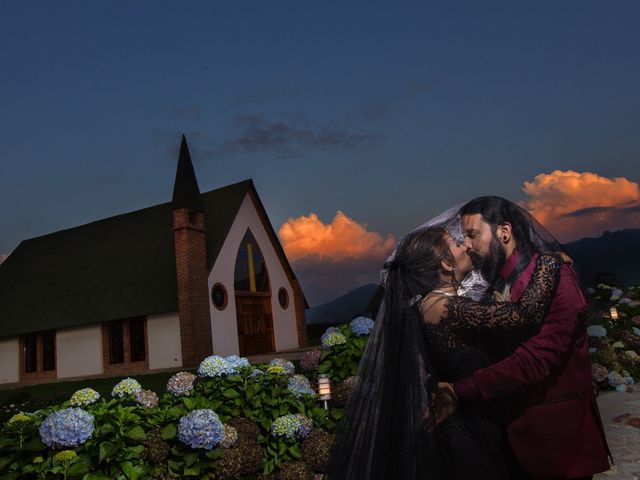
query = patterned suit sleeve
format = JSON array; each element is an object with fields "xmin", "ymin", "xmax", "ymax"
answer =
[
  {"xmin": 454, "ymin": 264, "xmax": 586, "ymax": 403},
  {"xmin": 444, "ymin": 254, "xmax": 561, "ymax": 333}
]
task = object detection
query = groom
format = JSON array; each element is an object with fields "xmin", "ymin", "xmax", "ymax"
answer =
[{"xmin": 428, "ymin": 196, "xmax": 611, "ymax": 479}]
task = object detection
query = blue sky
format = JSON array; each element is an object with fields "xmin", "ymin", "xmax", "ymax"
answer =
[{"xmin": 1, "ymin": 2, "xmax": 639, "ymax": 303}]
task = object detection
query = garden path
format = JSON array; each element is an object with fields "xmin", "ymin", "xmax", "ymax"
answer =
[{"xmin": 595, "ymin": 386, "xmax": 640, "ymax": 479}]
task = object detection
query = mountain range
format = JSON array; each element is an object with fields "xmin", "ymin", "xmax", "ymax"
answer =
[
  {"xmin": 306, "ymin": 228, "xmax": 640, "ymax": 326},
  {"xmin": 564, "ymin": 228, "xmax": 640, "ymax": 286}
]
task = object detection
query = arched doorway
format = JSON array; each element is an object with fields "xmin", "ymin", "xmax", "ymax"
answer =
[{"xmin": 234, "ymin": 229, "xmax": 275, "ymax": 355}]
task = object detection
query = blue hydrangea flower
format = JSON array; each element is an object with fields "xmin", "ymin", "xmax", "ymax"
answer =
[
  {"xmin": 321, "ymin": 330, "xmax": 347, "ymax": 347},
  {"xmin": 586, "ymin": 325, "xmax": 607, "ymax": 338},
  {"xmin": 225, "ymin": 355, "xmax": 251, "ymax": 370},
  {"xmin": 269, "ymin": 358, "xmax": 295, "ymax": 375},
  {"xmin": 349, "ymin": 316, "xmax": 374, "ymax": 336},
  {"xmin": 112, "ymin": 378, "xmax": 142, "ymax": 398},
  {"xmin": 287, "ymin": 374, "xmax": 316, "ymax": 397},
  {"xmin": 248, "ymin": 368, "xmax": 265, "ymax": 379},
  {"xmin": 608, "ymin": 371, "xmax": 625, "ymax": 387},
  {"xmin": 39, "ymin": 408, "xmax": 95, "ymax": 448},
  {"xmin": 178, "ymin": 409, "xmax": 225, "ymax": 449},
  {"xmin": 198, "ymin": 355, "xmax": 237, "ymax": 377},
  {"xmin": 270, "ymin": 414, "xmax": 313, "ymax": 441}
]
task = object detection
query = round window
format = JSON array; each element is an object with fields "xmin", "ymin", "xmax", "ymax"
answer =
[
  {"xmin": 211, "ymin": 283, "xmax": 228, "ymax": 310},
  {"xmin": 278, "ymin": 287, "xmax": 289, "ymax": 309}
]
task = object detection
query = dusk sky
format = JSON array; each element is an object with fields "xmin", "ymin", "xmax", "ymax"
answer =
[{"xmin": 2, "ymin": 2, "xmax": 639, "ymax": 304}]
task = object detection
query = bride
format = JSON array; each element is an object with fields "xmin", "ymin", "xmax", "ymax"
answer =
[{"xmin": 326, "ymin": 209, "xmax": 562, "ymax": 479}]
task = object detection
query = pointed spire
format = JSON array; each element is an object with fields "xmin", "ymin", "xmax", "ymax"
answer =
[{"xmin": 172, "ymin": 135, "xmax": 204, "ymax": 212}]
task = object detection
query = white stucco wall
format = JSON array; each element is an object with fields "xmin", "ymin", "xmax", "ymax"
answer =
[
  {"xmin": 208, "ymin": 193, "xmax": 299, "ymax": 355},
  {"xmin": 147, "ymin": 312, "xmax": 182, "ymax": 369},
  {"xmin": 0, "ymin": 337, "xmax": 19, "ymax": 384},
  {"xmin": 57, "ymin": 325, "xmax": 103, "ymax": 379}
]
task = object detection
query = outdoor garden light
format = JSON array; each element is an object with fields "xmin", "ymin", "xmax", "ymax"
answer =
[
  {"xmin": 610, "ymin": 307, "xmax": 619, "ymax": 320},
  {"xmin": 318, "ymin": 374, "xmax": 332, "ymax": 410}
]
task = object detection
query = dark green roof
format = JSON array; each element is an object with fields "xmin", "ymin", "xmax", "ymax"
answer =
[{"xmin": 0, "ymin": 180, "xmax": 266, "ymax": 338}]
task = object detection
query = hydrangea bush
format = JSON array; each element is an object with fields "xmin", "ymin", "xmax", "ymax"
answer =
[
  {"xmin": 111, "ymin": 377, "xmax": 142, "ymax": 398},
  {"xmin": 271, "ymin": 414, "xmax": 313, "ymax": 441},
  {"xmin": 69, "ymin": 388, "xmax": 100, "ymax": 407},
  {"xmin": 0, "ymin": 346, "xmax": 350, "ymax": 478},
  {"xmin": 269, "ymin": 358, "xmax": 296, "ymax": 375},
  {"xmin": 349, "ymin": 316, "xmax": 374, "ymax": 336},
  {"xmin": 318, "ymin": 320, "xmax": 374, "ymax": 383},
  {"xmin": 166, "ymin": 371, "xmax": 196, "ymax": 396},
  {"xmin": 178, "ymin": 409, "xmax": 225, "ymax": 449},
  {"xmin": 197, "ymin": 355, "xmax": 238, "ymax": 377},
  {"xmin": 39, "ymin": 408, "xmax": 95, "ymax": 448},
  {"xmin": 287, "ymin": 374, "xmax": 317, "ymax": 397},
  {"xmin": 588, "ymin": 283, "xmax": 640, "ymax": 392}
]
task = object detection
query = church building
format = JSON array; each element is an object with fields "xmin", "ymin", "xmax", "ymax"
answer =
[{"xmin": 0, "ymin": 137, "xmax": 308, "ymax": 385}]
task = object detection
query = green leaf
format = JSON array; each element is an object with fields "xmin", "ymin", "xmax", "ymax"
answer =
[
  {"xmin": 289, "ymin": 445, "xmax": 303, "ymax": 458},
  {"xmin": 167, "ymin": 460, "xmax": 183, "ymax": 474},
  {"xmin": 161, "ymin": 423, "xmax": 177, "ymax": 440},
  {"xmin": 183, "ymin": 465, "xmax": 201, "ymax": 476},
  {"xmin": 204, "ymin": 448, "xmax": 223, "ymax": 460},
  {"xmin": 0, "ymin": 457, "xmax": 11, "ymax": 471},
  {"xmin": 100, "ymin": 423, "xmax": 115, "ymax": 435},
  {"xmin": 125, "ymin": 426, "xmax": 146, "ymax": 442},
  {"xmin": 183, "ymin": 453, "xmax": 198, "ymax": 467},
  {"xmin": 226, "ymin": 374, "xmax": 243, "ymax": 383},
  {"xmin": 278, "ymin": 441, "xmax": 287, "ymax": 456},
  {"xmin": 83, "ymin": 473, "xmax": 112, "ymax": 480},
  {"xmin": 23, "ymin": 437, "xmax": 46, "ymax": 452},
  {"xmin": 222, "ymin": 388, "xmax": 240, "ymax": 399},
  {"xmin": 166, "ymin": 406, "xmax": 183, "ymax": 419},
  {"xmin": 99, "ymin": 441, "xmax": 118, "ymax": 463},
  {"xmin": 183, "ymin": 397, "xmax": 197, "ymax": 410},
  {"xmin": 67, "ymin": 459, "xmax": 90, "ymax": 476},
  {"xmin": 120, "ymin": 461, "xmax": 144, "ymax": 480}
]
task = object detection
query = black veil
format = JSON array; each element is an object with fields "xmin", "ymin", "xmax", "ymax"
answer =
[
  {"xmin": 326, "ymin": 207, "xmax": 463, "ymax": 479},
  {"xmin": 325, "ymin": 198, "xmax": 565, "ymax": 480}
]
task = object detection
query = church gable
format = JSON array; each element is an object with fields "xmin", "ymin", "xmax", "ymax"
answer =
[{"xmin": 207, "ymin": 192, "xmax": 306, "ymax": 356}]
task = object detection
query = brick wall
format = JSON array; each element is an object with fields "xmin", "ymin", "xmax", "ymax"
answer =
[{"xmin": 173, "ymin": 209, "xmax": 213, "ymax": 367}]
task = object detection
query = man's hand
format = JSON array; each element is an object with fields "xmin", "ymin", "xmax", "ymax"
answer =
[{"xmin": 423, "ymin": 382, "xmax": 459, "ymax": 432}]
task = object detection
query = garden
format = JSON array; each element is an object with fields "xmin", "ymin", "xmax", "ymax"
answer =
[
  {"xmin": 587, "ymin": 284, "xmax": 640, "ymax": 393},
  {"xmin": 1, "ymin": 282, "xmax": 639, "ymax": 480},
  {"xmin": 0, "ymin": 317, "xmax": 374, "ymax": 480}
]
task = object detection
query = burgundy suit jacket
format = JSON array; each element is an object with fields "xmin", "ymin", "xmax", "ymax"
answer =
[{"xmin": 454, "ymin": 252, "xmax": 611, "ymax": 478}]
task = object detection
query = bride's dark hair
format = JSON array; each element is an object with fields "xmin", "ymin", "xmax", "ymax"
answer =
[{"xmin": 326, "ymin": 227, "xmax": 456, "ymax": 479}]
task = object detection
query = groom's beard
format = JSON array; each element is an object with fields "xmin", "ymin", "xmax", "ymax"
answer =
[{"xmin": 469, "ymin": 236, "xmax": 507, "ymax": 286}]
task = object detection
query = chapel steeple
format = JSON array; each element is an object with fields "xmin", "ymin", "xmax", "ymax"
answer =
[
  {"xmin": 172, "ymin": 135, "xmax": 204, "ymax": 213},
  {"xmin": 171, "ymin": 135, "xmax": 212, "ymax": 367}
]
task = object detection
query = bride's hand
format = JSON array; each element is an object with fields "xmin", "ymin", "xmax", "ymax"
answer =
[{"xmin": 423, "ymin": 382, "xmax": 459, "ymax": 432}]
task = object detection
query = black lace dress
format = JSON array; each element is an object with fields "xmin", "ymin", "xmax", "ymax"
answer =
[{"xmin": 422, "ymin": 254, "xmax": 561, "ymax": 479}]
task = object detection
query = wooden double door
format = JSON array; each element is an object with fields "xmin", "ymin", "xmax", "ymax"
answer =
[{"xmin": 235, "ymin": 293, "xmax": 275, "ymax": 356}]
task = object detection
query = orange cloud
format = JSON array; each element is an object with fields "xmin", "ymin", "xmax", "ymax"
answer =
[
  {"xmin": 279, "ymin": 212, "xmax": 396, "ymax": 304},
  {"xmin": 521, "ymin": 170, "xmax": 640, "ymax": 241},
  {"xmin": 279, "ymin": 211, "xmax": 396, "ymax": 262}
]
